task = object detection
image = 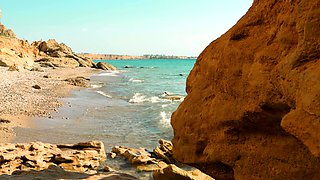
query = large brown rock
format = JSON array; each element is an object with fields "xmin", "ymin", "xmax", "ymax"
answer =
[{"xmin": 171, "ymin": 0, "xmax": 320, "ymax": 179}]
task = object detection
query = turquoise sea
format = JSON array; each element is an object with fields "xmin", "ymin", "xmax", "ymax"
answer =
[{"xmin": 14, "ymin": 59, "xmax": 196, "ymax": 150}]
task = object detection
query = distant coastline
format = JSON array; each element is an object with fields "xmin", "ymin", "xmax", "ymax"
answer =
[{"xmin": 77, "ymin": 53, "xmax": 197, "ymax": 60}]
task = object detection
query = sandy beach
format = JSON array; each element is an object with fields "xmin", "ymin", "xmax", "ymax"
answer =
[{"xmin": 0, "ymin": 66, "xmax": 100, "ymax": 143}]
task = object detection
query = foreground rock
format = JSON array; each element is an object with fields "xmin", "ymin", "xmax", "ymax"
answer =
[
  {"xmin": 172, "ymin": 0, "xmax": 320, "ymax": 179},
  {"xmin": 153, "ymin": 164, "xmax": 214, "ymax": 180},
  {"xmin": 0, "ymin": 141, "xmax": 106, "ymax": 175}
]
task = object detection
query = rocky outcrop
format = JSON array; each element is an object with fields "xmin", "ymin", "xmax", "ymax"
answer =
[
  {"xmin": 0, "ymin": 24, "xmax": 37, "ymax": 69},
  {"xmin": 32, "ymin": 39, "xmax": 117, "ymax": 70},
  {"xmin": 32, "ymin": 39, "xmax": 95, "ymax": 68},
  {"xmin": 0, "ymin": 141, "xmax": 106, "ymax": 175},
  {"xmin": 171, "ymin": 0, "xmax": 320, "ymax": 179},
  {"xmin": 0, "ymin": 24, "xmax": 16, "ymax": 38}
]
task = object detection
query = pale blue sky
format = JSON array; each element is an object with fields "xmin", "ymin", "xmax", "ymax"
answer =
[{"xmin": 1, "ymin": 0, "xmax": 253, "ymax": 56}]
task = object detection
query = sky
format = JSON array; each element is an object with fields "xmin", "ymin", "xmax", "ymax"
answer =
[{"xmin": 0, "ymin": 0, "xmax": 253, "ymax": 56}]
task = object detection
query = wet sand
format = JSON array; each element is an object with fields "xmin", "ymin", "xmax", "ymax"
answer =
[{"xmin": 0, "ymin": 66, "xmax": 100, "ymax": 143}]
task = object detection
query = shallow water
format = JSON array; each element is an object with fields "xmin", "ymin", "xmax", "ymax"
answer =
[{"xmin": 13, "ymin": 59, "xmax": 196, "ymax": 178}]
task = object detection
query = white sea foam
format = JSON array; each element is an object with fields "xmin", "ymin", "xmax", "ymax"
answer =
[
  {"xmin": 96, "ymin": 91, "xmax": 112, "ymax": 98},
  {"xmin": 149, "ymin": 96, "xmax": 162, "ymax": 103},
  {"xmin": 129, "ymin": 93, "xmax": 172, "ymax": 104},
  {"xmin": 91, "ymin": 84, "xmax": 103, "ymax": 89},
  {"xmin": 129, "ymin": 93, "xmax": 147, "ymax": 103},
  {"xmin": 95, "ymin": 71, "xmax": 120, "ymax": 77},
  {"xmin": 129, "ymin": 78, "xmax": 144, "ymax": 83},
  {"xmin": 159, "ymin": 111, "xmax": 171, "ymax": 128}
]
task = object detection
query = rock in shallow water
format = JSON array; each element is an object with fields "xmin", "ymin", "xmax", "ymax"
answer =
[{"xmin": 0, "ymin": 141, "xmax": 106, "ymax": 175}]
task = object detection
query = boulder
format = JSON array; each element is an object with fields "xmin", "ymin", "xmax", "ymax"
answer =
[
  {"xmin": 171, "ymin": 0, "xmax": 320, "ymax": 179},
  {"xmin": 153, "ymin": 164, "xmax": 214, "ymax": 180},
  {"xmin": 96, "ymin": 62, "xmax": 117, "ymax": 71},
  {"xmin": 0, "ymin": 141, "xmax": 106, "ymax": 175}
]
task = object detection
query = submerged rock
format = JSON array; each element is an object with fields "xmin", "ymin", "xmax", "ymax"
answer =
[{"xmin": 0, "ymin": 141, "xmax": 106, "ymax": 175}]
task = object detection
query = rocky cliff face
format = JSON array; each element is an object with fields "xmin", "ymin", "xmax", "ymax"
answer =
[{"xmin": 171, "ymin": 0, "xmax": 320, "ymax": 179}]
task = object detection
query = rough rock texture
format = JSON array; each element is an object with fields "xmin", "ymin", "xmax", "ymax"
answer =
[
  {"xmin": 153, "ymin": 139, "xmax": 175, "ymax": 164},
  {"xmin": 153, "ymin": 164, "xmax": 214, "ymax": 180},
  {"xmin": 171, "ymin": 0, "xmax": 320, "ymax": 179},
  {"xmin": 0, "ymin": 24, "xmax": 37, "ymax": 69},
  {"xmin": 0, "ymin": 141, "xmax": 106, "ymax": 175}
]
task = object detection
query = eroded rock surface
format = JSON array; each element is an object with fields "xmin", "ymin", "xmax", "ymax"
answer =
[
  {"xmin": 172, "ymin": 0, "xmax": 320, "ymax": 179},
  {"xmin": 0, "ymin": 141, "xmax": 106, "ymax": 175}
]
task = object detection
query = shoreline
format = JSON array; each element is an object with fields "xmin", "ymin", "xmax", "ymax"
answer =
[{"xmin": 0, "ymin": 66, "xmax": 100, "ymax": 143}]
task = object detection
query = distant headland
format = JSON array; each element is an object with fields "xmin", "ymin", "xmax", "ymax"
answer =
[{"xmin": 77, "ymin": 53, "xmax": 197, "ymax": 60}]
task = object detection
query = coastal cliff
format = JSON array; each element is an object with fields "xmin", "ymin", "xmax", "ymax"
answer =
[
  {"xmin": 0, "ymin": 24, "xmax": 115, "ymax": 70},
  {"xmin": 171, "ymin": 0, "xmax": 320, "ymax": 179}
]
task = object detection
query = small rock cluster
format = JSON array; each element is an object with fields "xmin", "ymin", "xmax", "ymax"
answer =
[{"xmin": 0, "ymin": 141, "xmax": 106, "ymax": 175}]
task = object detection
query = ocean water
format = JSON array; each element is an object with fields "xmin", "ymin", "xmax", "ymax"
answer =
[{"xmin": 14, "ymin": 59, "xmax": 196, "ymax": 150}]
